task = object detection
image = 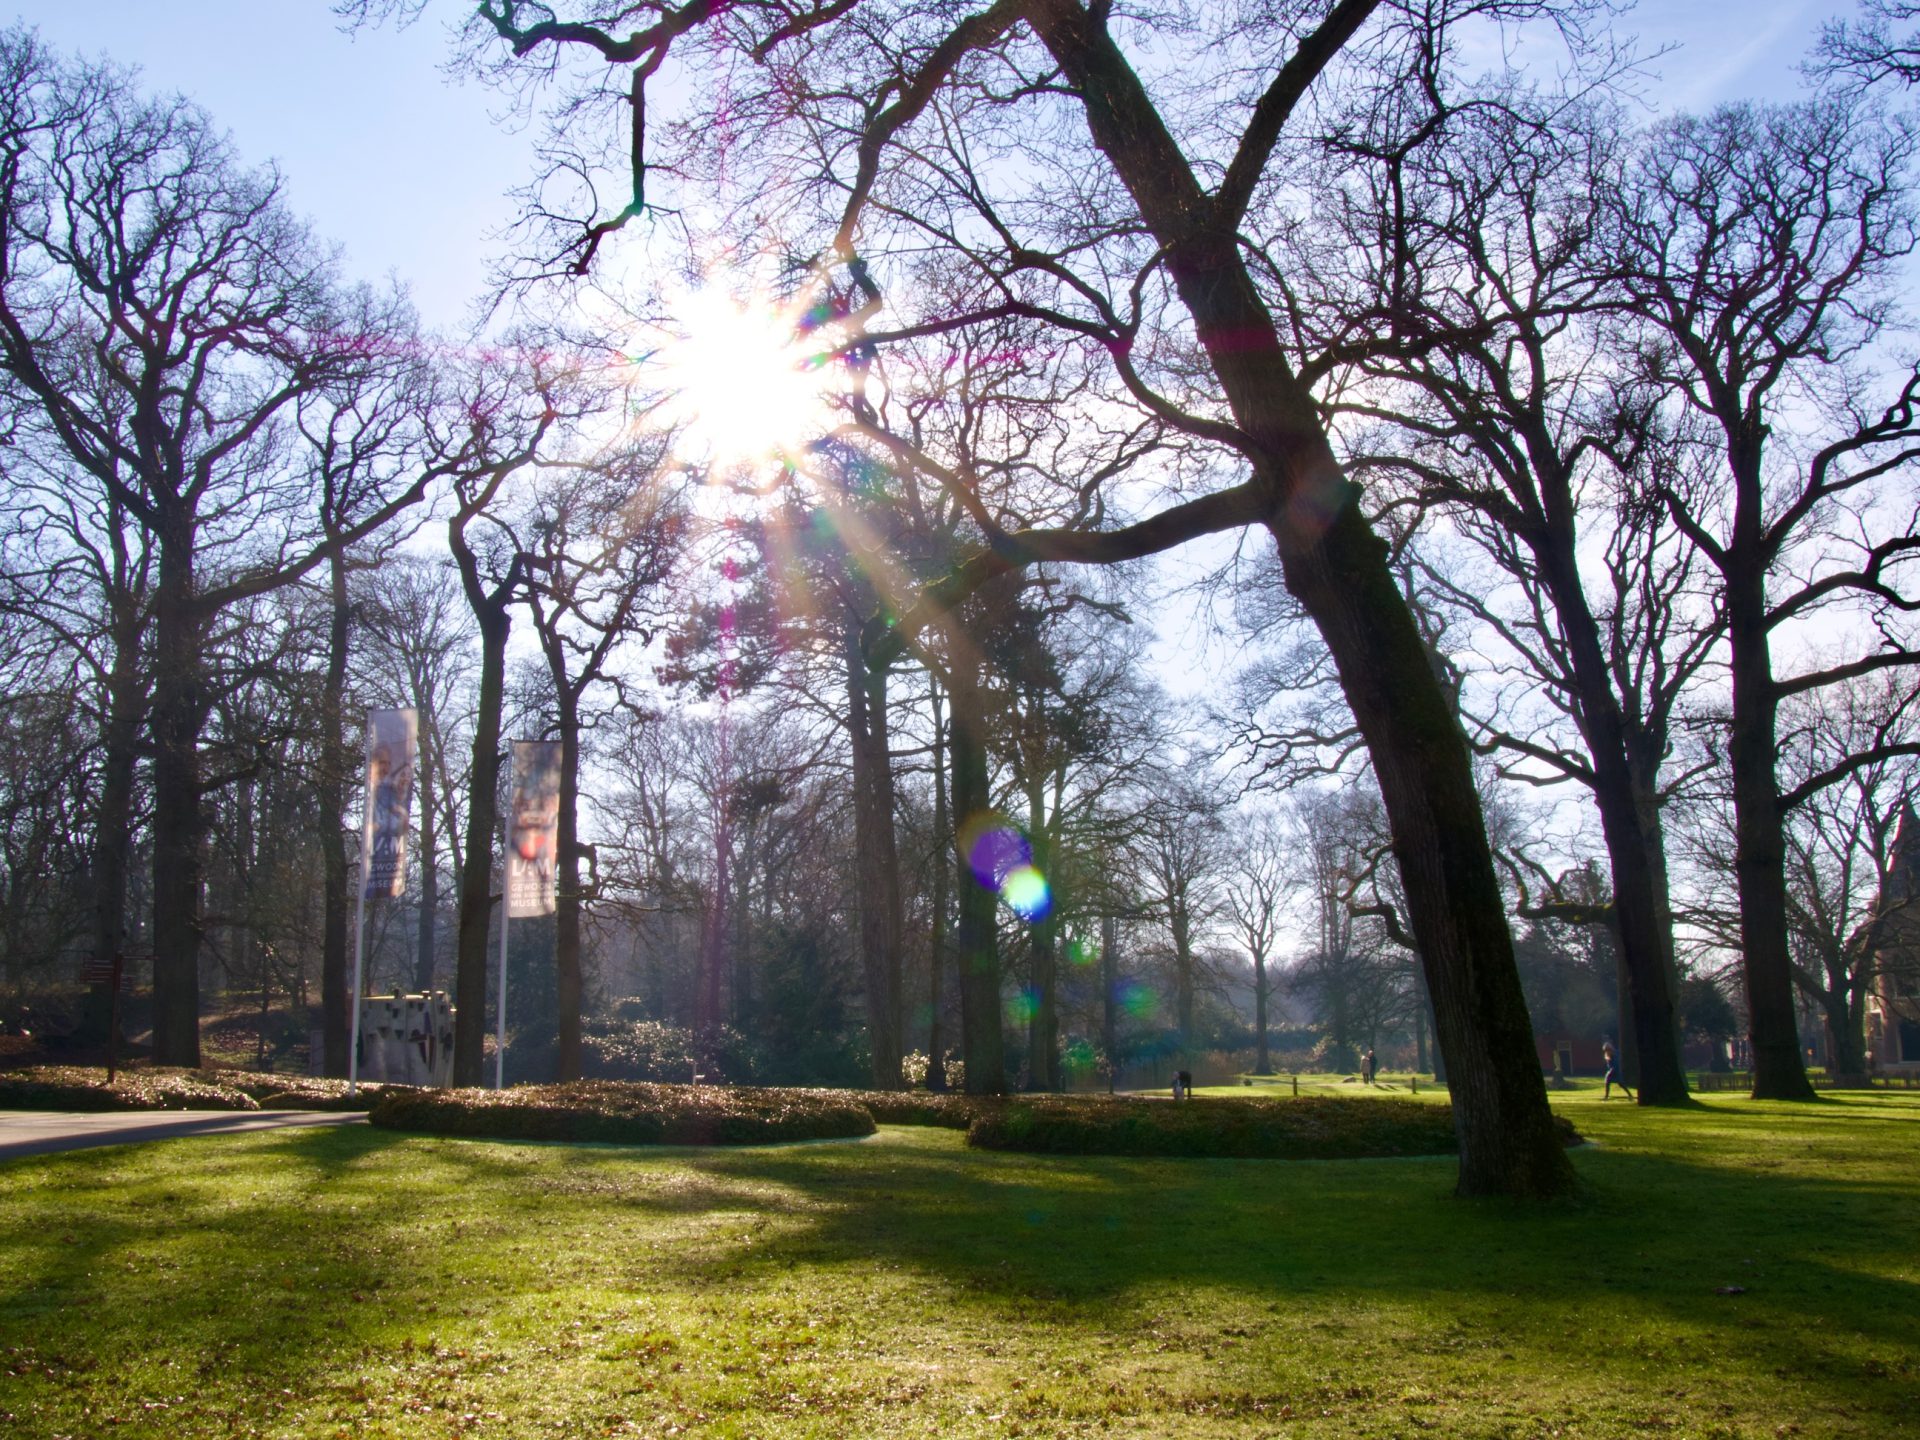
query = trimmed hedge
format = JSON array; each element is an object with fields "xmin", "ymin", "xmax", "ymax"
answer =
[
  {"xmin": 368, "ymin": 1080, "xmax": 876, "ymax": 1146},
  {"xmin": 966, "ymin": 1095, "xmax": 1581, "ymax": 1160},
  {"xmin": 0, "ymin": 1065, "xmax": 260, "ymax": 1112}
]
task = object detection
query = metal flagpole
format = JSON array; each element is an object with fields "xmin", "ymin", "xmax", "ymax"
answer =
[
  {"xmin": 495, "ymin": 866, "xmax": 509, "ymax": 1090},
  {"xmin": 348, "ymin": 819, "xmax": 370, "ymax": 1095}
]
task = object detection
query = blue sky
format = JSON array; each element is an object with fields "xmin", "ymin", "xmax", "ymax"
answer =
[{"xmin": 6, "ymin": 2, "xmax": 1838, "ymax": 328}]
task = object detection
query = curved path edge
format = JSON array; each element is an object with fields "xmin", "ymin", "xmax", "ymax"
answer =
[{"xmin": 0, "ymin": 1108, "xmax": 365, "ymax": 1161}]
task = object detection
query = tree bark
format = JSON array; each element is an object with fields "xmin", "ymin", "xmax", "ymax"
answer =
[
  {"xmin": 148, "ymin": 513, "xmax": 206, "ymax": 1068},
  {"xmin": 946, "ymin": 637, "xmax": 1005, "ymax": 1095},
  {"xmin": 1726, "ymin": 561, "xmax": 1817, "ymax": 1100},
  {"xmin": 318, "ymin": 550, "xmax": 353, "ymax": 1077},
  {"xmin": 1527, "ymin": 524, "xmax": 1691, "ymax": 1105},
  {"xmin": 451, "ymin": 589, "xmax": 510, "ymax": 1087},
  {"xmin": 846, "ymin": 625, "xmax": 904, "ymax": 1088}
]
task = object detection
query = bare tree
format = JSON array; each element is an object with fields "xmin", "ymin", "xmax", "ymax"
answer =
[{"xmin": 1612, "ymin": 95, "xmax": 1920, "ymax": 1099}]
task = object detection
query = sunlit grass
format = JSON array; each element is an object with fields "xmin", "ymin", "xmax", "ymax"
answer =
[{"xmin": 1, "ymin": 1092, "xmax": 1915, "ymax": 1436}]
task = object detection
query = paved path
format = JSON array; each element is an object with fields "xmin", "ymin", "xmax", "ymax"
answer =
[{"xmin": 0, "ymin": 1109, "xmax": 365, "ymax": 1161}]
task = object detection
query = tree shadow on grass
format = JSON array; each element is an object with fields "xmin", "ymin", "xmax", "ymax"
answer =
[{"xmin": 3, "ymin": 1112, "xmax": 1917, "ymax": 1432}]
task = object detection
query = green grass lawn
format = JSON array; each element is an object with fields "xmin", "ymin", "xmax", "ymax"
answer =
[{"xmin": 2, "ymin": 1091, "xmax": 1916, "ymax": 1438}]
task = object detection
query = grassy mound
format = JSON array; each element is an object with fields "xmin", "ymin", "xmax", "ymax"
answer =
[
  {"xmin": 967, "ymin": 1094, "xmax": 1579, "ymax": 1160},
  {"xmin": 801, "ymin": 1088, "xmax": 1002, "ymax": 1129},
  {"xmin": 368, "ymin": 1080, "xmax": 876, "ymax": 1146},
  {"xmin": 0, "ymin": 1064, "xmax": 260, "ymax": 1112}
]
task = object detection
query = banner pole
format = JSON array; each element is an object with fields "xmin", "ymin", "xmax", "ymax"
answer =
[
  {"xmin": 348, "ymin": 863, "xmax": 368, "ymax": 1094},
  {"xmin": 495, "ymin": 881, "xmax": 509, "ymax": 1090}
]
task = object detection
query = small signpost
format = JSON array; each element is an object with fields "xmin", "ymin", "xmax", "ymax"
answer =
[{"xmin": 79, "ymin": 953, "xmax": 128, "ymax": 1084}]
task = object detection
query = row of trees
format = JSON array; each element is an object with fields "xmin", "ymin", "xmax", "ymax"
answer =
[{"xmin": 4, "ymin": 3, "xmax": 1920, "ymax": 1200}]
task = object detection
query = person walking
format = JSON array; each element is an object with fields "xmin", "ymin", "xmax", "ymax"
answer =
[
  {"xmin": 1362, "ymin": 1047, "xmax": 1377, "ymax": 1086},
  {"xmin": 1602, "ymin": 1039, "xmax": 1633, "ymax": 1101}
]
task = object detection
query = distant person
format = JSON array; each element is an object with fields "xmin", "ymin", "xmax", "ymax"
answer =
[
  {"xmin": 1602, "ymin": 1039, "xmax": 1633, "ymax": 1101},
  {"xmin": 1362, "ymin": 1048, "xmax": 1377, "ymax": 1085}
]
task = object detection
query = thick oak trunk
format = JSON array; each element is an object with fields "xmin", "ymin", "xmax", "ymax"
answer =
[
  {"xmin": 452, "ymin": 602, "xmax": 509, "ymax": 1086},
  {"xmin": 1532, "ymin": 535, "xmax": 1691, "ymax": 1105},
  {"xmin": 1725, "ymin": 567, "xmax": 1816, "ymax": 1100},
  {"xmin": 846, "ymin": 628, "xmax": 904, "ymax": 1088},
  {"xmin": 149, "ymin": 518, "xmax": 205, "ymax": 1067}
]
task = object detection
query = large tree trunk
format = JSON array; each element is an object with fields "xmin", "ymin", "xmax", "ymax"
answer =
[
  {"xmin": 846, "ymin": 628, "xmax": 904, "ymax": 1088},
  {"xmin": 1280, "ymin": 502, "xmax": 1573, "ymax": 1194},
  {"xmin": 1533, "ymin": 532, "xmax": 1691, "ymax": 1105},
  {"xmin": 451, "ymin": 601, "xmax": 509, "ymax": 1086},
  {"xmin": 149, "ymin": 516, "xmax": 206, "ymax": 1068},
  {"xmin": 318, "ymin": 551, "xmax": 353, "ymax": 1077},
  {"xmin": 1725, "ymin": 563, "xmax": 1816, "ymax": 1100},
  {"xmin": 946, "ymin": 640, "xmax": 1005, "ymax": 1095},
  {"xmin": 554, "ymin": 690, "xmax": 585, "ymax": 1081},
  {"xmin": 1032, "ymin": 0, "xmax": 1575, "ymax": 1197}
]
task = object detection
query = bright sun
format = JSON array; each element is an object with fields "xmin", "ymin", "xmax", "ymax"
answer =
[{"xmin": 652, "ymin": 285, "xmax": 836, "ymax": 468}]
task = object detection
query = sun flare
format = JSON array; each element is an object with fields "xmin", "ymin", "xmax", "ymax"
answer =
[{"xmin": 653, "ymin": 285, "xmax": 836, "ymax": 468}]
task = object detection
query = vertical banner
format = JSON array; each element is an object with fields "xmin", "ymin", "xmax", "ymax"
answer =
[
  {"xmin": 507, "ymin": 740, "xmax": 562, "ymax": 919},
  {"xmin": 362, "ymin": 707, "xmax": 418, "ymax": 900}
]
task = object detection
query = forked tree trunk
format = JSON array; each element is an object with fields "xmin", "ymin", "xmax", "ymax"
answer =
[{"xmin": 1531, "ymin": 528, "xmax": 1691, "ymax": 1105}]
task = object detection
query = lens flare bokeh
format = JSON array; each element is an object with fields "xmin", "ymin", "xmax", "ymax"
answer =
[{"xmin": 957, "ymin": 812, "xmax": 1053, "ymax": 922}]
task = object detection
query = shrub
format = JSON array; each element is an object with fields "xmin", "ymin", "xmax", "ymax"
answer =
[
  {"xmin": 967, "ymin": 1095, "xmax": 1581, "ymax": 1160},
  {"xmin": 368, "ymin": 1080, "xmax": 876, "ymax": 1146},
  {"xmin": 0, "ymin": 1065, "xmax": 259, "ymax": 1112}
]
